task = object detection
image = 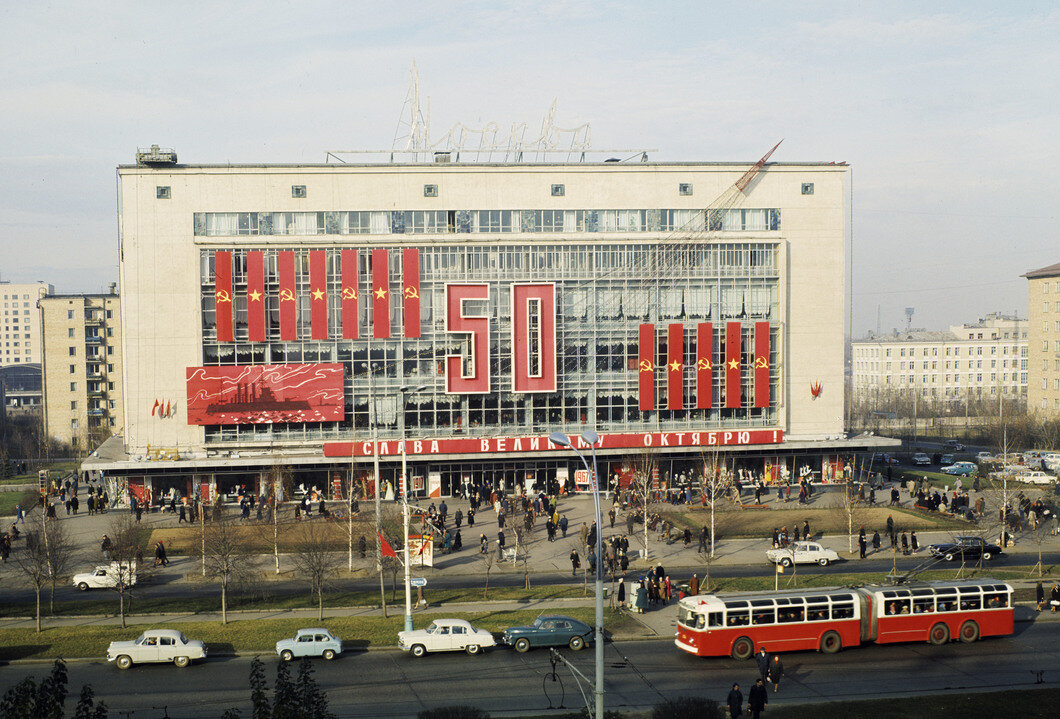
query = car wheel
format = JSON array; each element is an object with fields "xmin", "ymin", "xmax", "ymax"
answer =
[
  {"xmin": 982, "ymin": 552, "xmax": 992, "ymax": 561},
  {"xmin": 322, "ymin": 649, "xmax": 336, "ymax": 661},
  {"xmin": 115, "ymin": 655, "xmax": 132, "ymax": 670},
  {"xmin": 174, "ymin": 656, "xmax": 190, "ymax": 668},
  {"xmin": 731, "ymin": 636, "xmax": 754, "ymax": 661},
  {"xmin": 820, "ymin": 630, "xmax": 841, "ymax": 654},
  {"xmin": 280, "ymin": 650, "xmax": 294, "ymax": 662},
  {"xmin": 514, "ymin": 638, "xmax": 531, "ymax": 653},
  {"xmin": 959, "ymin": 620, "xmax": 980, "ymax": 643},
  {"xmin": 944, "ymin": 553, "xmax": 955, "ymax": 561},
  {"xmin": 569, "ymin": 635, "xmax": 585, "ymax": 651},
  {"xmin": 818, "ymin": 558, "xmax": 829, "ymax": 567},
  {"xmin": 465, "ymin": 644, "xmax": 480, "ymax": 655},
  {"xmin": 928, "ymin": 622, "xmax": 950, "ymax": 645},
  {"xmin": 781, "ymin": 557, "xmax": 792, "ymax": 568},
  {"xmin": 411, "ymin": 644, "xmax": 427, "ymax": 658},
  {"xmin": 77, "ymin": 582, "xmax": 89, "ymax": 591}
]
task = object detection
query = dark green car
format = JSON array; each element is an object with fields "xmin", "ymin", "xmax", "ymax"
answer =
[{"xmin": 502, "ymin": 615, "xmax": 594, "ymax": 653}]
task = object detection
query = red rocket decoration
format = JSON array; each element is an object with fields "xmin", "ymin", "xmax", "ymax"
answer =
[{"xmin": 810, "ymin": 381, "xmax": 823, "ymax": 400}]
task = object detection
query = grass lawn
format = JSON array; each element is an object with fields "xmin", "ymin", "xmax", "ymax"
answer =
[
  {"xmin": 150, "ymin": 516, "xmax": 382, "ymax": 554},
  {"xmin": 0, "ymin": 607, "xmax": 637, "ymax": 661},
  {"xmin": 766, "ymin": 688, "xmax": 1060, "ymax": 719},
  {"xmin": 0, "ymin": 460, "xmax": 79, "ymax": 486},
  {"xmin": 0, "ymin": 488, "xmax": 39, "ymax": 517}
]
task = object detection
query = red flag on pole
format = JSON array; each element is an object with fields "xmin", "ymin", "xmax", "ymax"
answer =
[
  {"xmin": 378, "ymin": 531, "xmax": 398, "ymax": 559},
  {"xmin": 403, "ymin": 248, "xmax": 421, "ymax": 338},
  {"xmin": 341, "ymin": 249, "xmax": 359, "ymax": 339},
  {"xmin": 151, "ymin": 399, "xmax": 160, "ymax": 416},
  {"xmin": 667, "ymin": 323, "xmax": 683, "ymax": 410},
  {"xmin": 696, "ymin": 322, "xmax": 713, "ymax": 409},
  {"xmin": 638, "ymin": 323, "xmax": 655, "ymax": 411},
  {"xmin": 277, "ymin": 250, "xmax": 297, "ymax": 341},
  {"xmin": 246, "ymin": 250, "xmax": 266, "ymax": 342},
  {"xmin": 725, "ymin": 321, "xmax": 742, "ymax": 409},
  {"xmin": 309, "ymin": 249, "xmax": 328, "ymax": 340},
  {"xmin": 214, "ymin": 251, "xmax": 234, "ymax": 342},
  {"xmin": 754, "ymin": 321, "xmax": 771, "ymax": 408},
  {"xmin": 372, "ymin": 248, "xmax": 390, "ymax": 339}
]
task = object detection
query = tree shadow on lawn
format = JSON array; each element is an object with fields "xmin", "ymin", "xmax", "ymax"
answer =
[{"xmin": 0, "ymin": 645, "xmax": 52, "ymax": 662}]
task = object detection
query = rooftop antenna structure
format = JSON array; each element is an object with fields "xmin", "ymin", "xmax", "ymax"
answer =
[
  {"xmin": 391, "ymin": 61, "xmax": 430, "ymax": 161},
  {"xmin": 904, "ymin": 307, "xmax": 915, "ymax": 332}
]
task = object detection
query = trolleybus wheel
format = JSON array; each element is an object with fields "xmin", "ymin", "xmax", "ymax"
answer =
[
  {"xmin": 959, "ymin": 620, "xmax": 980, "ymax": 643},
  {"xmin": 820, "ymin": 630, "xmax": 842, "ymax": 654},
  {"xmin": 929, "ymin": 622, "xmax": 950, "ymax": 645},
  {"xmin": 731, "ymin": 636, "xmax": 754, "ymax": 661}
]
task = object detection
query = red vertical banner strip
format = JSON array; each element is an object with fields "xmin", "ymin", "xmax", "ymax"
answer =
[
  {"xmin": 214, "ymin": 251, "xmax": 233, "ymax": 342},
  {"xmin": 725, "ymin": 321, "xmax": 742, "ymax": 408},
  {"xmin": 372, "ymin": 248, "xmax": 390, "ymax": 339},
  {"xmin": 638, "ymin": 323, "xmax": 655, "ymax": 411},
  {"xmin": 277, "ymin": 250, "xmax": 297, "ymax": 341},
  {"xmin": 754, "ymin": 321, "xmax": 771, "ymax": 408},
  {"xmin": 340, "ymin": 249, "xmax": 359, "ymax": 340},
  {"xmin": 403, "ymin": 248, "xmax": 421, "ymax": 338},
  {"xmin": 667, "ymin": 323, "xmax": 683, "ymax": 410},
  {"xmin": 246, "ymin": 251, "xmax": 266, "ymax": 342},
  {"xmin": 309, "ymin": 249, "xmax": 328, "ymax": 340},
  {"xmin": 696, "ymin": 322, "xmax": 713, "ymax": 409}
]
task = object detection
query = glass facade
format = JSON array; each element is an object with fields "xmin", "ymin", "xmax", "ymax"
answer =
[{"xmin": 199, "ymin": 240, "xmax": 781, "ymax": 445}]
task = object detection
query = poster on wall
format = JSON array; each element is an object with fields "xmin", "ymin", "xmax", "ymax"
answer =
[
  {"xmin": 407, "ymin": 535, "xmax": 434, "ymax": 567},
  {"xmin": 575, "ymin": 469, "xmax": 592, "ymax": 492},
  {"xmin": 427, "ymin": 472, "xmax": 441, "ymax": 498},
  {"xmin": 186, "ymin": 364, "xmax": 344, "ymax": 425}
]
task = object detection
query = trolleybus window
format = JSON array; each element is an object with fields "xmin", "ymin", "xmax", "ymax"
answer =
[
  {"xmin": 959, "ymin": 595, "xmax": 981, "ymax": 610},
  {"xmin": 726, "ymin": 610, "xmax": 750, "ymax": 626},
  {"xmin": 832, "ymin": 602, "xmax": 855, "ymax": 619},
  {"xmin": 752, "ymin": 608, "xmax": 775, "ymax": 625},
  {"xmin": 936, "ymin": 596, "xmax": 958, "ymax": 612},
  {"xmin": 778, "ymin": 607, "xmax": 805, "ymax": 623},
  {"xmin": 985, "ymin": 591, "xmax": 1007, "ymax": 608},
  {"xmin": 884, "ymin": 599, "xmax": 911, "ymax": 615},
  {"xmin": 708, "ymin": 612, "xmax": 723, "ymax": 627},
  {"xmin": 913, "ymin": 597, "xmax": 934, "ymax": 614}
]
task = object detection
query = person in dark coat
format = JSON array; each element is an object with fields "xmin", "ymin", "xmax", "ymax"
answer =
[
  {"xmin": 726, "ymin": 683, "xmax": 744, "ymax": 719},
  {"xmin": 617, "ymin": 578, "xmax": 626, "ymax": 606},
  {"xmin": 1036, "ymin": 581, "xmax": 1046, "ymax": 611},
  {"xmin": 570, "ymin": 548, "xmax": 580, "ymax": 576},
  {"xmin": 768, "ymin": 654, "xmax": 785, "ymax": 692},
  {"xmin": 910, "ymin": 530, "xmax": 919, "ymax": 553},
  {"xmin": 755, "ymin": 647, "xmax": 770, "ymax": 683},
  {"xmin": 748, "ymin": 678, "xmax": 768, "ymax": 719},
  {"xmin": 901, "ymin": 532, "xmax": 909, "ymax": 555},
  {"xmin": 872, "ymin": 530, "xmax": 881, "ymax": 553}
]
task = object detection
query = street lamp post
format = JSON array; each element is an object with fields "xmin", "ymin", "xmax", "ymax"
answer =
[
  {"xmin": 400, "ymin": 384, "xmax": 429, "ymax": 633},
  {"xmin": 550, "ymin": 431, "xmax": 604, "ymax": 719}
]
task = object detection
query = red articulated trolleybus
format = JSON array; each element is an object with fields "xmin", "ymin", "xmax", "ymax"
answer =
[{"xmin": 675, "ymin": 579, "xmax": 1013, "ymax": 660}]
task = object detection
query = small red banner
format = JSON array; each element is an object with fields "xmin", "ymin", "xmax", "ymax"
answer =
[
  {"xmin": 725, "ymin": 321, "xmax": 741, "ymax": 409},
  {"xmin": 403, "ymin": 248, "xmax": 421, "ymax": 339},
  {"xmin": 214, "ymin": 251, "xmax": 233, "ymax": 342},
  {"xmin": 341, "ymin": 249, "xmax": 359, "ymax": 340},
  {"xmin": 186, "ymin": 363, "xmax": 344, "ymax": 425},
  {"xmin": 278, "ymin": 250, "xmax": 297, "ymax": 341},
  {"xmin": 754, "ymin": 321, "xmax": 771, "ymax": 408},
  {"xmin": 309, "ymin": 250, "xmax": 328, "ymax": 340},
  {"xmin": 696, "ymin": 322, "xmax": 713, "ymax": 409},
  {"xmin": 638, "ymin": 323, "xmax": 655, "ymax": 411},
  {"xmin": 372, "ymin": 249, "xmax": 390, "ymax": 339},
  {"xmin": 246, "ymin": 251, "xmax": 266, "ymax": 342},
  {"xmin": 667, "ymin": 323, "xmax": 683, "ymax": 410}
]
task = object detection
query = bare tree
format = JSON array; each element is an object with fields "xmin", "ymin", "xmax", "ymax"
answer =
[
  {"xmin": 203, "ymin": 510, "xmax": 259, "ymax": 624},
  {"xmin": 42, "ymin": 519, "xmax": 76, "ymax": 614},
  {"xmin": 480, "ymin": 544, "xmax": 495, "ymax": 599},
  {"xmin": 831, "ymin": 480, "xmax": 871, "ymax": 555},
  {"xmin": 13, "ymin": 527, "xmax": 50, "ymax": 632},
  {"xmin": 105, "ymin": 516, "xmax": 140, "ymax": 628},
  {"xmin": 289, "ymin": 521, "xmax": 342, "ymax": 620},
  {"xmin": 512, "ymin": 523, "xmax": 533, "ymax": 590},
  {"xmin": 630, "ymin": 450, "xmax": 659, "ymax": 563}
]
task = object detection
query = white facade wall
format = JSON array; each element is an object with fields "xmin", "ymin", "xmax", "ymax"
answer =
[{"xmin": 1, "ymin": 281, "xmax": 52, "ymax": 366}]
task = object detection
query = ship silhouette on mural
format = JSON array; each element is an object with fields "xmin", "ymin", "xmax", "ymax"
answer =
[{"xmin": 186, "ymin": 363, "xmax": 344, "ymax": 425}]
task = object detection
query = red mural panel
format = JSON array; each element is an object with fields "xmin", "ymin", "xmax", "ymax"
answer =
[
  {"xmin": 445, "ymin": 284, "xmax": 490, "ymax": 394},
  {"xmin": 372, "ymin": 248, "xmax": 390, "ymax": 339},
  {"xmin": 638, "ymin": 323, "xmax": 655, "ymax": 411},
  {"xmin": 696, "ymin": 322, "xmax": 713, "ymax": 409},
  {"xmin": 403, "ymin": 248, "xmax": 421, "ymax": 339},
  {"xmin": 667, "ymin": 323, "xmax": 684, "ymax": 410},
  {"xmin": 246, "ymin": 251, "xmax": 266, "ymax": 342},
  {"xmin": 186, "ymin": 363, "xmax": 344, "ymax": 425},
  {"xmin": 309, "ymin": 250, "xmax": 328, "ymax": 340},
  {"xmin": 214, "ymin": 251, "xmax": 233, "ymax": 342},
  {"xmin": 725, "ymin": 321, "xmax": 742, "ymax": 409},
  {"xmin": 340, "ymin": 249, "xmax": 359, "ymax": 340},
  {"xmin": 754, "ymin": 321, "xmax": 771, "ymax": 408},
  {"xmin": 277, "ymin": 250, "xmax": 297, "ymax": 341},
  {"xmin": 511, "ymin": 284, "xmax": 557, "ymax": 393}
]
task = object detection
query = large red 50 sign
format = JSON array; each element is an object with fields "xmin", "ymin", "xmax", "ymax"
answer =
[{"xmin": 445, "ymin": 283, "xmax": 556, "ymax": 395}]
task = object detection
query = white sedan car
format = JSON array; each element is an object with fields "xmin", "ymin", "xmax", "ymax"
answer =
[
  {"xmin": 398, "ymin": 618, "xmax": 496, "ymax": 657},
  {"xmin": 1014, "ymin": 470, "xmax": 1055, "ymax": 485},
  {"xmin": 107, "ymin": 629, "xmax": 207, "ymax": 669},
  {"xmin": 766, "ymin": 541, "xmax": 841, "ymax": 567}
]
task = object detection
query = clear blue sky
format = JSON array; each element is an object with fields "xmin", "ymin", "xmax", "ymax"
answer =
[{"xmin": 1, "ymin": 1, "xmax": 1056, "ymax": 335}]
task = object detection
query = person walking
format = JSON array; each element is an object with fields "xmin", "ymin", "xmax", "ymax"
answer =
[
  {"xmin": 1036, "ymin": 581, "xmax": 1046, "ymax": 611},
  {"xmin": 689, "ymin": 573, "xmax": 699, "ymax": 597},
  {"xmin": 726, "ymin": 683, "xmax": 744, "ymax": 719},
  {"xmin": 768, "ymin": 654, "xmax": 785, "ymax": 692},
  {"xmin": 178, "ymin": 502, "xmax": 188, "ymax": 523},
  {"xmin": 683, "ymin": 527, "xmax": 692, "ymax": 547},
  {"xmin": 100, "ymin": 534, "xmax": 112, "ymax": 559},
  {"xmin": 559, "ymin": 514, "xmax": 568, "ymax": 537},
  {"xmin": 872, "ymin": 530, "xmax": 881, "ymax": 553},
  {"xmin": 698, "ymin": 525, "xmax": 709, "ymax": 553},
  {"xmin": 901, "ymin": 532, "xmax": 909, "ymax": 555},
  {"xmin": 608, "ymin": 507, "xmax": 616, "ymax": 528},
  {"xmin": 859, "ymin": 533, "xmax": 867, "ymax": 559},
  {"xmin": 14, "ymin": 504, "xmax": 24, "ymax": 525},
  {"xmin": 755, "ymin": 647, "xmax": 770, "ymax": 684},
  {"xmin": 570, "ymin": 548, "xmax": 581, "ymax": 576},
  {"xmin": 454, "ymin": 509, "xmax": 463, "ymax": 528},
  {"xmin": 580, "ymin": 522, "xmax": 589, "ymax": 547},
  {"xmin": 479, "ymin": 533, "xmax": 487, "ymax": 554},
  {"xmin": 748, "ymin": 678, "xmax": 768, "ymax": 719},
  {"xmin": 910, "ymin": 530, "xmax": 919, "ymax": 553},
  {"xmin": 154, "ymin": 540, "xmax": 169, "ymax": 567}
]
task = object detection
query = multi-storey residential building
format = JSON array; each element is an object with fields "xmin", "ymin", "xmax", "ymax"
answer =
[
  {"xmin": 851, "ymin": 313, "xmax": 1028, "ymax": 409},
  {"xmin": 83, "ymin": 149, "xmax": 895, "ymax": 507},
  {"xmin": 1024, "ymin": 261, "xmax": 1060, "ymax": 415},
  {"xmin": 39, "ymin": 292, "xmax": 123, "ymax": 447},
  {"xmin": 0, "ymin": 363, "xmax": 42, "ymax": 415},
  {"xmin": 1, "ymin": 281, "xmax": 52, "ymax": 366}
]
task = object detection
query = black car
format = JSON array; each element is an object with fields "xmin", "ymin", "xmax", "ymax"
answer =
[
  {"xmin": 928, "ymin": 536, "xmax": 1002, "ymax": 561},
  {"xmin": 502, "ymin": 615, "xmax": 594, "ymax": 652}
]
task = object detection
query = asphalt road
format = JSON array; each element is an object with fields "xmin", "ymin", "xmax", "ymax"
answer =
[{"xmin": 3, "ymin": 621, "xmax": 1057, "ymax": 718}]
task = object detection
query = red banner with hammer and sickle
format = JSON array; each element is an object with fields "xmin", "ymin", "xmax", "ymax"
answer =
[
  {"xmin": 696, "ymin": 322, "xmax": 713, "ymax": 409},
  {"xmin": 725, "ymin": 321, "xmax": 742, "ymax": 409},
  {"xmin": 341, "ymin": 249, "xmax": 359, "ymax": 340},
  {"xmin": 309, "ymin": 250, "xmax": 328, "ymax": 340},
  {"xmin": 214, "ymin": 250, "xmax": 233, "ymax": 342},
  {"xmin": 246, "ymin": 250, "xmax": 266, "ymax": 342},
  {"xmin": 638, "ymin": 323, "xmax": 655, "ymax": 411},
  {"xmin": 372, "ymin": 248, "xmax": 390, "ymax": 339},
  {"xmin": 754, "ymin": 321, "xmax": 771, "ymax": 408},
  {"xmin": 403, "ymin": 248, "xmax": 421, "ymax": 338},
  {"xmin": 278, "ymin": 250, "xmax": 297, "ymax": 341},
  {"xmin": 667, "ymin": 323, "xmax": 683, "ymax": 411}
]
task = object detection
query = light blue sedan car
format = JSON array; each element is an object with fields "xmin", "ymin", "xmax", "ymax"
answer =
[
  {"xmin": 276, "ymin": 628, "xmax": 343, "ymax": 661},
  {"xmin": 942, "ymin": 461, "xmax": 977, "ymax": 476}
]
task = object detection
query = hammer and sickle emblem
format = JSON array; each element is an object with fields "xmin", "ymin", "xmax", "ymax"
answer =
[
  {"xmin": 215, "ymin": 289, "xmax": 231, "ymax": 303},
  {"xmin": 404, "ymin": 286, "xmax": 419, "ymax": 299},
  {"xmin": 341, "ymin": 287, "xmax": 357, "ymax": 300},
  {"xmin": 279, "ymin": 289, "xmax": 295, "ymax": 302},
  {"xmin": 754, "ymin": 357, "xmax": 768, "ymax": 369},
  {"xmin": 697, "ymin": 358, "xmax": 712, "ymax": 370},
  {"xmin": 639, "ymin": 360, "xmax": 653, "ymax": 372}
]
